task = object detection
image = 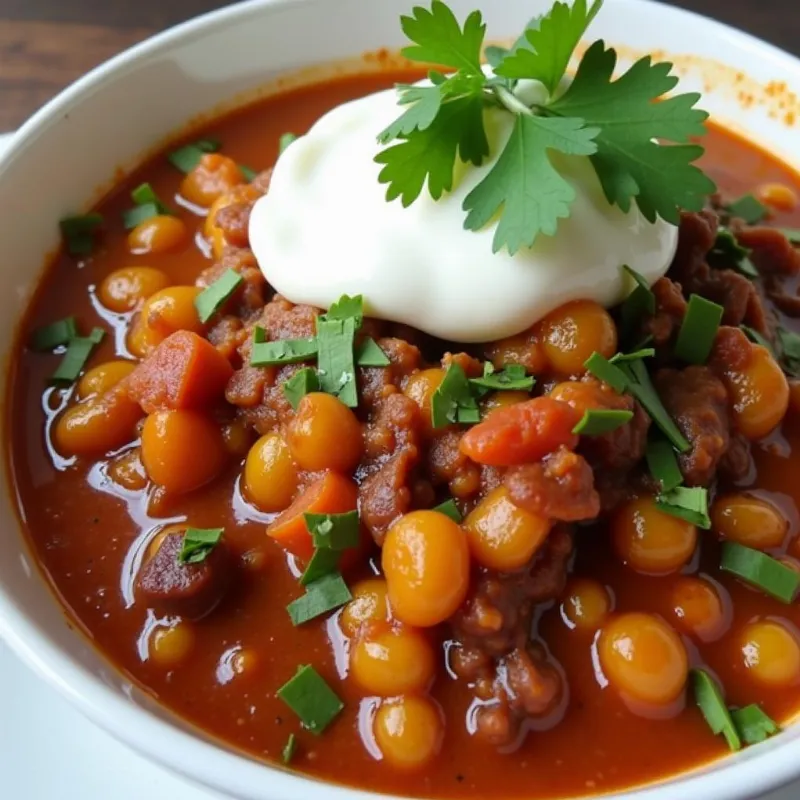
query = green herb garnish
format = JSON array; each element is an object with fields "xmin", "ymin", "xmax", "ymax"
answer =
[
  {"xmin": 122, "ymin": 183, "xmax": 172, "ymax": 230},
  {"xmin": 239, "ymin": 164, "xmax": 258, "ymax": 182},
  {"xmin": 572, "ymin": 409, "xmax": 633, "ymax": 436},
  {"xmin": 777, "ymin": 326, "xmax": 800, "ymax": 377},
  {"xmin": 277, "ymin": 665, "xmax": 344, "ymax": 735},
  {"xmin": 287, "ymin": 572, "xmax": 352, "ymax": 626},
  {"xmin": 279, "ymin": 133, "xmax": 298, "ymax": 153},
  {"xmin": 431, "ymin": 363, "xmax": 481, "ymax": 428},
  {"xmin": 300, "ymin": 512, "xmax": 361, "ymax": 585},
  {"xmin": 721, "ymin": 542, "xmax": 800, "ymax": 603},
  {"xmin": 645, "ymin": 439, "xmax": 683, "ymax": 494},
  {"xmin": 178, "ymin": 527, "xmax": 224, "ymax": 565},
  {"xmin": 60, "ymin": 213, "xmax": 103, "ymax": 257},
  {"xmin": 168, "ymin": 138, "xmax": 221, "ymax": 173},
  {"xmin": 30, "ymin": 317, "xmax": 78, "ymax": 352},
  {"xmin": 322, "ymin": 294, "xmax": 364, "ymax": 327},
  {"xmin": 469, "ymin": 362, "xmax": 535, "ymax": 392},
  {"xmin": 708, "ymin": 228, "xmax": 759, "ymax": 278},
  {"xmin": 726, "ymin": 194, "xmax": 768, "ymax": 224},
  {"xmin": 609, "ymin": 348, "xmax": 655, "ymax": 364},
  {"xmin": 194, "ymin": 268, "xmax": 243, "ymax": 323},
  {"xmin": 316, "ymin": 317, "xmax": 358, "ymax": 407},
  {"xmin": 692, "ymin": 669, "xmax": 742, "ymax": 752},
  {"xmin": 284, "ymin": 368, "xmax": 320, "ymax": 410},
  {"xmin": 250, "ymin": 333, "xmax": 318, "ymax": 366},
  {"xmin": 741, "ymin": 325, "xmax": 775, "ymax": 358},
  {"xmin": 730, "ymin": 705, "xmax": 780, "ymax": 745},
  {"xmin": 51, "ymin": 328, "xmax": 105, "ymax": 385},
  {"xmin": 656, "ymin": 486, "xmax": 710, "ymax": 528},
  {"xmin": 282, "ymin": 733, "xmax": 297, "ymax": 764},
  {"xmin": 355, "ymin": 337, "xmax": 391, "ymax": 367},
  {"xmin": 620, "ymin": 265, "xmax": 656, "ymax": 340},
  {"xmin": 584, "ymin": 352, "xmax": 630, "ymax": 393},
  {"xmin": 674, "ymin": 294, "xmax": 724, "ymax": 365},
  {"xmin": 779, "ymin": 227, "xmax": 800, "ymax": 244},
  {"xmin": 433, "ymin": 498, "xmax": 462, "ymax": 522},
  {"xmin": 377, "ymin": 0, "xmax": 713, "ymax": 253}
]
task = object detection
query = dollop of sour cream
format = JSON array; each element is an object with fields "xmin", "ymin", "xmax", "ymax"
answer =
[{"xmin": 249, "ymin": 81, "xmax": 678, "ymax": 343}]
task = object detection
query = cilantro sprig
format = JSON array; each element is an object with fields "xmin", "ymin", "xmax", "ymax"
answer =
[{"xmin": 377, "ymin": 0, "xmax": 715, "ymax": 253}]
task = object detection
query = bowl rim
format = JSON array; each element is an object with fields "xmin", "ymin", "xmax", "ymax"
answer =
[{"xmin": 2, "ymin": 0, "xmax": 800, "ymax": 798}]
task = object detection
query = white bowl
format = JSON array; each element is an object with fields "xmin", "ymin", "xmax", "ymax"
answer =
[{"xmin": 1, "ymin": 1, "xmax": 800, "ymax": 798}]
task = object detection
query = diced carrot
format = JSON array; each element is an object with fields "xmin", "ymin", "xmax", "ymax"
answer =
[
  {"xmin": 267, "ymin": 471, "xmax": 359, "ymax": 560},
  {"xmin": 126, "ymin": 330, "xmax": 233, "ymax": 414},
  {"xmin": 459, "ymin": 397, "xmax": 581, "ymax": 466}
]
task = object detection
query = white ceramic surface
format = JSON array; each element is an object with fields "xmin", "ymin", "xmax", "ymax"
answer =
[{"xmin": 1, "ymin": 2, "xmax": 800, "ymax": 800}]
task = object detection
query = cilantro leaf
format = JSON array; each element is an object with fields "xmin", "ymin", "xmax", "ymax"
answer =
[
  {"xmin": 400, "ymin": 0, "xmax": 486, "ymax": 73},
  {"xmin": 376, "ymin": 94, "xmax": 489, "ymax": 206},
  {"xmin": 378, "ymin": 85, "xmax": 443, "ymax": 143},
  {"xmin": 463, "ymin": 113, "xmax": 598, "ymax": 253},
  {"xmin": 495, "ymin": 0, "xmax": 603, "ymax": 94},
  {"xmin": 546, "ymin": 41, "xmax": 716, "ymax": 223}
]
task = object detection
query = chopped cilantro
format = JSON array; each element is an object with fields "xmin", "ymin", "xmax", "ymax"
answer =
[
  {"xmin": 726, "ymin": 194, "xmax": 768, "ymax": 224},
  {"xmin": 730, "ymin": 705, "xmax": 780, "ymax": 745},
  {"xmin": 284, "ymin": 368, "xmax": 320, "ymax": 410},
  {"xmin": 656, "ymin": 486, "xmax": 710, "ymax": 528},
  {"xmin": 194, "ymin": 268, "xmax": 243, "ymax": 323},
  {"xmin": 572, "ymin": 409, "xmax": 633, "ymax": 436},
  {"xmin": 286, "ymin": 572, "xmax": 352, "ymax": 626},
  {"xmin": 50, "ymin": 328, "xmax": 105, "ymax": 385},
  {"xmin": 721, "ymin": 542, "xmax": 800, "ymax": 604},
  {"xmin": 645, "ymin": 439, "xmax": 683, "ymax": 494},
  {"xmin": 250, "ymin": 333, "xmax": 318, "ymax": 366},
  {"xmin": 177, "ymin": 527, "xmax": 223, "ymax": 565},
  {"xmin": 431, "ymin": 363, "xmax": 481, "ymax": 428},
  {"xmin": 469, "ymin": 362, "xmax": 535, "ymax": 392},
  {"xmin": 355, "ymin": 337, "xmax": 390, "ymax": 367},
  {"xmin": 60, "ymin": 213, "xmax": 103, "ymax": 257},
  {"xmin": 279, "ymin": 133, "xmax": 298, "ymax": 154},
  {"xmin": 692, "ymin": 669, "xmax": 741, "ymax": 752},
  {"xmin": 277, "ymin": 665, "xmax": 343, "ymax": 735},
  {"xmin": 433, "ymin": 498, "xmax": 462, "ymax": 522},
  {"xmin": 674, "ymin": 294, "xmax": 724, "ymax": 365},
  {"xmin": 30, "ymin": 317, "xmax": 78, "ymax": 352},
  {"xmin": 316, "ymin": 317, "xmax": 358, "ymax": 407},
  {"xmin": 168, "ymin": 138, "xmax": 221, "ymax": 173}
]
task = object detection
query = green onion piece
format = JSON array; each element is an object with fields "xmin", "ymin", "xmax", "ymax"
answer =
[
  {"xmin": 708, "ymin": 228, "xmax": 759, "ymax": 279},
  {"xmin": 167, "ymin": 138, "xmax": 221, "ymax": 173},
  {"xmin": 250, "ymin": 335, "xmax": 318, "ymax": 367},
  {"xmin": 609, "ymin": 348, "xmax": 656, "ymax": 364},
  {"xmin": 194, "ymin": 268, "xmax": 243, "ymax": 323},
  {"xmin": 674, "ymin": 295, "xmax": 724, "ymax": 365},
  {"xmin": 469, "ymin": 362, "xmax": 535, "ymax": 392},
  {"xmin": 286, "ymin": 572, "xmax": 352, "ymax": 626},
  {"xmin": 178, "ymin": 527, "xmax": 223, "ymax": 565},
  {"xmin": 620, "ymin": 265, "xmax": 656, "ymax": 339},
  {"xmin": 279, "ymin": 133, "xmax": 298, "ymax": 154},
  {"xmin": 433, "ymin": 498, "xmax": 462, "ymax": 522},
  {"xmin": 130, "ymin": 182, "xmax": 160, "ymax": 206},
  {"xmin": 305, "ymin": 512, "xmax": 360, "ymax": 551},
  {"xmin": 645, "ymin": 439, "xmax": 683, "ymax": 493},
  {"xmin": 50, "ymin": 329, "xmax": 104, "ymax": 385},
  {"xmin": 316, "ymin": 317, "xmax": 358, "ymax": 407},
  {"xmin": 277, "ymin": 665, "xmax": 343, "ymax": 735},
  {"xmin": 584, "ymin": 352, "xmax": 630, "ymax": 393},
  {"xmin": 300, "ymin": 549, "xmax": 342, "ymax": 586},
  {"xmin": 572, "ymin": 409, "xmax": 633, "ymax": 436},
  {"xmin": 730, "ymin": 704, "xmax": 780, "ymax": 745},
  {"xmin": 322, "ymin": 294, "xmax": 364, "ymax": 329},
  {"xmin": 122, "ymin": 202, "xmax": 161, "ymax": 230},
  {"xmin": 656, "ymin": 486, "xmax": 710, "ymax": 528},
  {"xmin": 284, "ymin": 368, "xmax": 320, "ymax": 410},
  {"xmin": 282, "ymin": 733, "xmax": 297, "ymax": 764},
  {"xmin": 777, "ymin": 326, "xmax": 800, "ymax": 377},
  {"xmin": 741, "ymin": 325, "xmax": 776, "ymax": 358},
  {"xmin": 720, "ymin": 542, "xmax": 800, "ymax": 603},
  {"xmin": 778, "ymin": 227, "xmax": 800, "ymax": 245},
  {"xmin": 727, "ymin": 194, "xmax": 768, "ymax": 224},
  {"xmin": 239, "ymin": 164, "xmax": 257, "ymax": 182},
  {"xmin": 30, "ymin": 317, "xmax": 78, "ymax": 352},
  {"xmin": 621, "ymin": 359, "xmax": 691, "ymax": 453},
  {"xmin": 59, "ymin": 213, "xmax": 103, "ymax": 257},
  {"xmin": 431, "ymin": 363, "xmax": 481, "ymax": 428},
  {"xmin": 692, "ymin": 669, "xmax": 742, "ymax": 752},
  {"xmin": 355, "ymin": 337, "xmax": 391, "ymax": 367}
]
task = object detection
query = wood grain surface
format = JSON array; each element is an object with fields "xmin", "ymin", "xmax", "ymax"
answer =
[{"xmin": 0, "ymin": 0, "xmax": 797, "ymax": 131}]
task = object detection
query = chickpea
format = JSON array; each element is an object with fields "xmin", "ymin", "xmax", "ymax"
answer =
[
  {"xmin": 536, "ymin": 300, "xmax": 617, "ymax": 377},
  {"xmin": 180, "ymin": 154, "xmax": 244, "ymax": 208},
  {"xmin": 464, "ymin": 487, "xmax": 551, "ymax": 571},
  {"xmin": 126, "ymin": 316, "xmax": 161, "ymax": 358},
  {"xmin": 340, "ymin": 578, "xmax": 390, "ymax": 638},
  {"xmin": 484, "ymin": 327, "xmax": 548, "ymax": 375},
  {"xmin": 128, "ymin": 215, "xmax": 188, "ymax": 255},
  {"xmin": 711, "ymin": 493, "xmax": 788, "ymax": 551},
  {"xmin": 286, "ymin": 393, "xmax": 363, "ymax": 473},
  {"xmin": 719, "ymin": 345, "xmax": 789, "ymax": 440},
  {"xmin": 599, "ymin": 612, "xmax": 688, "ymax": 705},
  {"xmin": 77, "ymin": 360, "xmax": 136, "ymax": 400},
  {"xmin": 140, "ymin": 410, "xmax": 226, "ymax": 494},
  {"xmin": 108, "ymin": 448, "xmax": 148, "ymax": 491},
  {"xmin": 741, "ymin": 620, "xmax": 800, "ymax": 687},
  {"xmin": 243, "ymin": 433, "xmax": 298, "ymax": 512},
  {"xmin": 349, "ymin": 624, "xmax": 435, "ymax": 696},
  {"xmin": 141, "ymin": 286, "xmax": 203, "ymax": 337},
  {"xmin": 98, "ymin": 266, "xmax": 169, "ymax": 313},
  {"xmin": 612, "ymin": 496, "xmax": 697, "ymax": 575},
  {"xmin": 403, "ymin": 368, "xmax": 446, "ymax": 434},
  {"xmin": 671, "ymin": 576, "xmax": 727, "ymax": 642},
  {"xmin": 374, "ymin": 696, "xmax": 443, "ymax": 770},
  {"xmin": 481, "ymin": 391, "xmax": 530, "ymax": 414},
  {"xmin": 229, "ymin": 647, "xmax": 259, "ymax": 678},
  {"xmin": 757, "ymin": 182, "xmax": 798, "ymax": 212},
  {"xmin": 561, "ymin": 578, "xmax": 611, "ymax": 631},
  {"xmin": 221, "ymin": 418, "xmax": 253, "ymax": 457},
  {"xmin": 54, "ymin": 389, "xmax": 143, "ymax": 457},
  {"xmin": 382, "ymin": 510, "xmax": 470, "ymax": 628},
  {"xmin": 150, "ymin": 621, "xmax": 195, "ymax": 667}
]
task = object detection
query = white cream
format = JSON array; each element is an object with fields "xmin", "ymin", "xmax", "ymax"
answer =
[{"xmin": 249, "ymin": 83, "xmax": 678, "ymax": 343}]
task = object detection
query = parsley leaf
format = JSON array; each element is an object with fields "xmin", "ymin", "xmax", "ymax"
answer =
[
  {"xmin": 494, "ymin": 0, "xmax": 603, "ymax": 94},
  {"xmin": 463, "ymin": 113, "xmax": 598, "ymax": 253},
  {"xmin": 546, "ymin": 41, "xmax": 715, "ymax": 223}
]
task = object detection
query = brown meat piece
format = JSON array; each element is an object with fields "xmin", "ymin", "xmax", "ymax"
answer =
[
  {"xmin": 654, "ymin": 365, "xmax": 730, "ymax": 486},
  {"xmin": 737, "ymin": 226, "xmax": 800, "ymax": 275},
  {"xmin": 504, "ymin": 448, "xmax": 600, "ymax": 522},
  {"xmin": 358, "ymin": 337, "xmax": 421, "ymax": 411},
  {"xmin": 363, "ymin": 393, "xmax": 422, "ymax": 461},
  {"xmin": 644, "ymin": 277, "xmax": 688, "ymax": 346},
  {"xmin": 137, "ymin": 532, "xmax": 232, "ymax": 619},
  {"xmin": 428, "ymin": 428, "xmax": 482, "ymax": 499},
  {"xmin": 207, "ymin": 316, "xmax": 244, "ymax": 362},
  {"xmin": 214, "ymin": 202, "xmax": 252, "ymax": 249},
  {"xmin": 196, "ymin": 248, "xmax": 266, "ymax": 316}
]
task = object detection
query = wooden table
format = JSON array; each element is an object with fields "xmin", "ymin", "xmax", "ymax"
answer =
[{"xmin": 0, "ymin": 0, "xmax": 797, "ymax": 131}]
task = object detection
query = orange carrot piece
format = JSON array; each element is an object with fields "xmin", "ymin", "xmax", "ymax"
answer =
[
  {"xmin": 460, "ymin": 397, "xmax": 581, "ymax": 466},
  {"xmin": 126, "ymin": 330, "xmax": 233, "ymax": 414},
  {"xmin": 267, "ymin": 471, "xmax": 359, "ymax": 560}
]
